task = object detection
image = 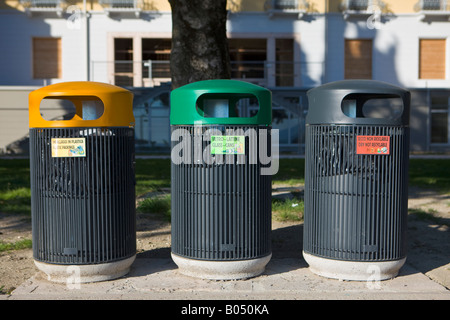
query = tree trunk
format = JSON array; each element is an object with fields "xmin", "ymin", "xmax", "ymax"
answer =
[{"xmin": 168, "ymin": 0, "xmax": 231, "ymax": 89}]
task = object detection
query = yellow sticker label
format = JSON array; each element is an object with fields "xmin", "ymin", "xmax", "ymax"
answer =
[{"xmin": 51, "ymin": 138, "xmax": 86, "ymax": 158}]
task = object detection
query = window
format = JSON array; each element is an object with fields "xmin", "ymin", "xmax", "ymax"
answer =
[
  {"xmin": 419, "ymin": 39, "xmax": 446, "ymax": 80},
  {"xmin": 430, "ymin": 94, "xmax": 449, "ymax": 144},
  {"xmin": 345, "ymin": 39, "xmax": 372, "ymax": 79},
  {"xmin": 142, "ymin": 38, "xmax": 171, "ymax": 79},
  {"xmin": 276, "ymin": 38, "xmax": 294, "ymax": 87},
  {"xmin": 32, "ymin": 37, "xmax": 61, "ymax": 79},
  {"xmin": 114, "ymin": 38, "xmax": 133, "ymax": 86},
  {"xmin": 228, "ymin": 39, "xmax": 267, "ymax": 80}
]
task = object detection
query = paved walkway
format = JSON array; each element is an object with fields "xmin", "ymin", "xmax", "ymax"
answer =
[{"xmin": 3, "ymin": 257, "xmax": 449, "ymax": 301}]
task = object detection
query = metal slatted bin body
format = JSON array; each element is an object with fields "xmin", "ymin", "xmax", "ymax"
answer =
[
  {"xmin": 28, "ymin": 82, "xmax": 136, "ymax": 283},
  {"xmin": 170, "ymin": 80, "xmax": 273, "ymax": 280},
  {"xmin": 303, "ymin": 80, "xmax": 410, "ymax": 281}
]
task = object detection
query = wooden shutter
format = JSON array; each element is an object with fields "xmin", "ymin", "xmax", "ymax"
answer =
[
  {"xmin": 33, "ymin": 37, "xmax": 62, "ymax": 79},
  {"xmin": 419, "ymin": 39, "xmax": 446, "ymax": 80},
  {"xmin": 345, "ymin": 39, "xmax": 372, "ymax": 79}
]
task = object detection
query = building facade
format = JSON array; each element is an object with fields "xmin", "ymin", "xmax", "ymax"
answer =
[{"xmin": 0, "ymin": 0, "xmax": 449, "ymax": 154}]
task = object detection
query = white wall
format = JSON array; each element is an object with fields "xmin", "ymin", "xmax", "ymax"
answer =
[
  {"xmin": 325, "ymin": 13, "xmax": 450, "ymax": 89},
  {"xmin": 0, "ymin": 11, "xmax": 86, "ymax": 86}
]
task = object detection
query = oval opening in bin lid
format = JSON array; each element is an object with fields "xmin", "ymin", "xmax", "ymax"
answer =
[
  {"xmin": 29, "ymin": 81, "xmax": 135, "ymax": 128},
  {"xmin": 170, "ymin": 80, "xmax": 272, "ymax": 126},
  {"xmin": 306, "ymin": 80, "xmax": 410, "ymax": 126}
]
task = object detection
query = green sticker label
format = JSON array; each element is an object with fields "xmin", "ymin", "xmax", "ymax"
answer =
[{"xmin": 211, "ymin": 136, "xmax": 245, "ymax": 155}]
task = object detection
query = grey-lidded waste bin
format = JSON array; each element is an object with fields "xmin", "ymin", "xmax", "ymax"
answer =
[
  {"xmin": 303, "ymin": 80, "xmax": 410, "ymax": 281},
  {"xmin": 170, "ymin": 80, "xmax": 273, "ymax": 280},
  {"xmin": 29, "ymin": 82, "xmax": 136, "ymax": 283}
]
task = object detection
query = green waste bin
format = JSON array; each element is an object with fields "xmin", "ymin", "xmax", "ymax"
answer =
[{"xmin": 170, "ymin": 79, "xmax": 273, "ymax": 280}]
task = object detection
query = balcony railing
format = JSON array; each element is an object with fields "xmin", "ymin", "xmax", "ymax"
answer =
[
  {"xmin": 415, "ymin": 0, "xmax": 450, "ymax": 20},
  {"xmin": 266, "ymin": 0, "xmax": 309, "ymax": 18},
  {"xmin": 99, "ymin": 0, "xmax": 142, "ymax": 16},
  {"xmin": 20, "ymin": 0, "xmax": 65, "ymax": 16},
  {"xmin": 340, "ymin": 0, "xmax": 387, "ymax": 19},
  {"xmin": 343, "ymin": 0, "xmax": 371, "ymax": 11},
  {"xmin": 415, "ymin": 0, "xmax": 450, "ymax": 11},
  {"xmin": 90, "ymin": 60, "xmax": 324, "ymax": 89}
]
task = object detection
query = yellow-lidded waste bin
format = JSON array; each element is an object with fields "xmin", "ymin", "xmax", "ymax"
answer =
[{"xmin": 29, "ymin": 82, "xmax": 136, "ymax": 283}]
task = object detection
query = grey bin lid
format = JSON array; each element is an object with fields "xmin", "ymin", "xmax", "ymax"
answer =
[{"xmin": 306, "ymin": 80, "xmax": 410, "ymax": 126}]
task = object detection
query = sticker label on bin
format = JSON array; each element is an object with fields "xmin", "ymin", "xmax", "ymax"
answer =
[
  {"xmin": 210, "ymin": 136, "xmax": 245, "ymax": 155},
  {"xmin": 356, "ymin": 135, "xmax": 390, "ymax": 155},
  {"xmin": 51, "ymin": 138, "xmax": 86, "ymax": 158}
]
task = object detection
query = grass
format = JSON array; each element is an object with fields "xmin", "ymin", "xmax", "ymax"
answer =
[
  {"xmin": 0, "ymin": 285, "xmax": 13, "ymax": 295},
  {"xmin": 408, "ymin": 159, "xmax": 450, "ymax": 193},
  {"xmin": 0, "ymin": 239, "xmax": 32, "ymax": 253},
  {"xmin": 135, "ymin": 159, "xmax": 171, "ymax": 196},
  {"xmin": 0, "ymin": 187, "xmax": 31, "ymax": 215},
  {"xmin": 272, "ymin": 197, "xmax": 304, "ymax": 222},
  {"xmin": 0, "ymin": 159, "xmax": 30, "ymax": 189},
  {"xmin": 272, "ymin": 158, "xmax": 305, "ymax": 186},
  {"xmin": 0, "ymin": 159, "xmax": 31, "ymax": 215},
  {"xmin": 137, "ymin": 194, "xmax": 171, "ymax": 222}
]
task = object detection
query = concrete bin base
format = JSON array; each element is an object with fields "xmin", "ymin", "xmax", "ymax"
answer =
[
  {"xmin": 303, "ymin": 251, "xmax": 406, "ymax": 281},
  {"xmin": 171, "ymin": 253, "xmax": 272, "ymax": 280},
  {"xmin": 34, "ymin": 255, "xmax": 136, "ymax": 283}
]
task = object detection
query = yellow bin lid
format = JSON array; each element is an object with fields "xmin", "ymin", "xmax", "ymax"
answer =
[{"xmin": 29, "ymin": 81, "xmax": 135, "ymax": 128}]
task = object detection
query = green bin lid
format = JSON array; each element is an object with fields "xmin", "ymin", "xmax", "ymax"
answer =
[{"xmin": 170, "ymin": 79, "xmax": 272, "ymax": 125}]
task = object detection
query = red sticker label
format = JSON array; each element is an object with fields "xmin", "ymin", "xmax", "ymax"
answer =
[{"xmin": 356, "ymin": 136, "xmax": 390, "ymax": 155}]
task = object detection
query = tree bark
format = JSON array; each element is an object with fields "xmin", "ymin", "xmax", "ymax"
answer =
[{"xmin": 168, "ymin": 0, "xmax": 231, "ymax": 89}]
